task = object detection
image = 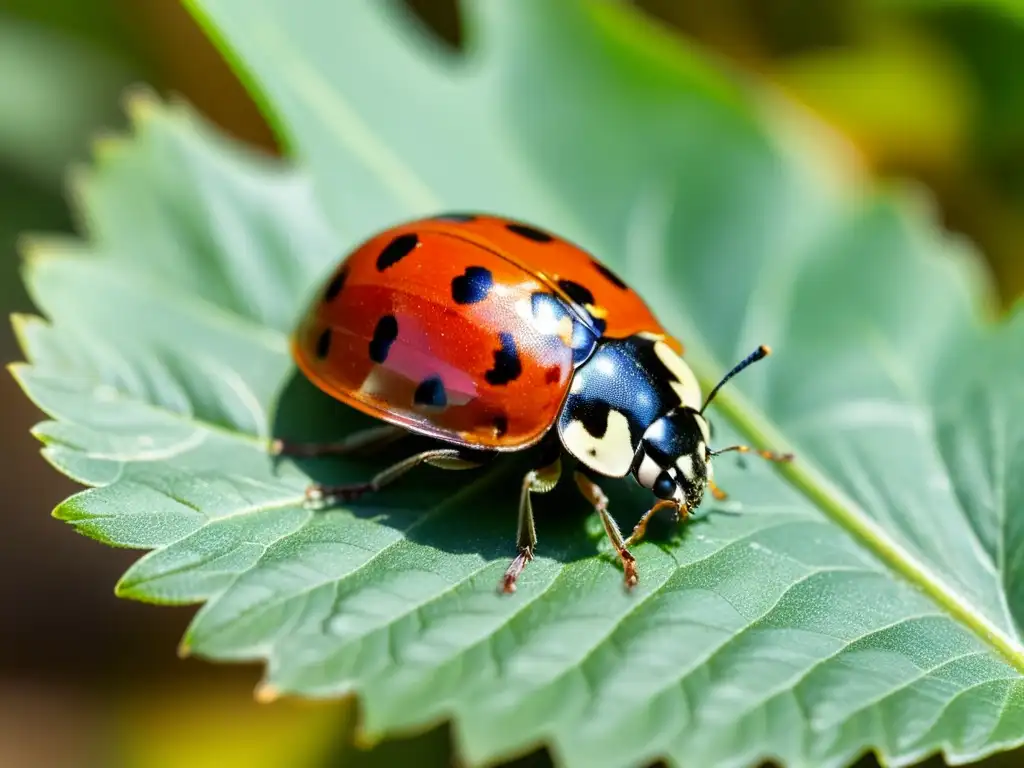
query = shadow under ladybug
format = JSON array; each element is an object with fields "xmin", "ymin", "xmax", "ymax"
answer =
[{"xmin": 270, "ymin": 369, "xmax": 601, "ymax": 574}]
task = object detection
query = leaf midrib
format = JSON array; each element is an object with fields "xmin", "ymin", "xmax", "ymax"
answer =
[{"xmin": 708, "ymin": 370, "xmax": 1024, "ymax": 673}]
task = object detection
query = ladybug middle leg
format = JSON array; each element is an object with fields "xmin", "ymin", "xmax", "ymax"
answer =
[
  {"xmin": 270, "ymin": 424, "xmax": 407, "ymax": 459},
  {"xmin": 302, "ymin": 448, "xmax": 483, "ymax": 507},
  {"xmin": 501, "ymin": 456, "xmax": 562, "ymax": 594},
  {"xmin": 573, "ymin": 471, "xmax": 640, "ymax": 589},
  {"xmin": 624, "ymin": 499, "xmax": 683, "ymax": 549}
]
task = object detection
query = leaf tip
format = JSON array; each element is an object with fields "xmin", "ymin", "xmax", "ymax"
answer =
[
  {"xmin": 16, "ymin": 233, "xmax": 47, "ymax": 266},
  {"xmin": 29, "ymin": 422, "xmax": 51, "ymax": 445},
  {"xmin": 91, "ymin": 131, "xmax": 130, "ymax": 165},
  {"xmin": 6, "ymin": 361, "xmax": 27, "ymax": 387},
  {"xmin": 254, "ymin": 682, "xmax": 281, "ymax": 704},
  {"xmin": 112, "ymin": 578, "xmax": 140, "ymax": 599},
  {"xmin": 350, "ymin": 724, "xmax": 383, "ymax": 751},
  {"xmin": 177, "ymin": 637, "xmax": 192, "ymax": 659},
  {"xmin": 9, "ymin": 313, "xmax": 43, "ymax": 356},
  {"xmin": 112, "ymin": 566, "xmax": 149, "ymax": 597},
  {"xmin": 53, "ymin": 495, "xmax": 86, "ymax": 523},
  {"xmin": 123, "ymin": 85, "xmax": 164, "ymax": 128},
  {"xmin": 16, "ymin": 234, "xmax": 78, "ymax": 280}
]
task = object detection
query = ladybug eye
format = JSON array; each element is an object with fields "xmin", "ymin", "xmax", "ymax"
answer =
[{"xmin": 653, "ymin": 472, "xmax": 676, "ymax": 500}]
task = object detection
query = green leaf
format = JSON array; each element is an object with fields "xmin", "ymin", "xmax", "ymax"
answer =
[{"xmin": 11, "ymin": 2, "xmax": 1024, "ymax": 767}]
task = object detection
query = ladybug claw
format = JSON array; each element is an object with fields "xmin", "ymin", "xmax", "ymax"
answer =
[
  {"xmin": 303, "ymin": 485, "xmax": 328, "ymax": 509},
  {"xmin": 623, "ymin": 560, "xmax": 639, "ymax": 591},
  {"xmin": 501, "ymin": 549, "xmax": 533, "ymax": 594},
  {"xmin": 303, "ymin": 483, "xmax": 375, "ymax": 509}
]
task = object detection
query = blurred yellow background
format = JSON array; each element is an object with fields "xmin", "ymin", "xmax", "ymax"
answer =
[{"xmin": 0, "ymin": 1, "xmax": 1020, "ymax": 766}]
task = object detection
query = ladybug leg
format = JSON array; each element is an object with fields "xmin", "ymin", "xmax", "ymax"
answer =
[
  {"xmin": 708, "ymin": 479, "xmax": 728, "ymax": 501},
  {"xmin": 501, "ymin": 457, "xmax": 562, "ymax": 594},
  {"xmin": 270, "ymin": 425, "xmax": 407, "ymax": 459},
  {"xmin": 304, "ymin": 448, "xmax": 474, "ymax": 507},
  {"xmin": 573, "ymin": 471, "xmax": 639, "ymax": 590},
  {"xmin": 623, "ymin": 499, "xmax": 683, "ymax": 551}
]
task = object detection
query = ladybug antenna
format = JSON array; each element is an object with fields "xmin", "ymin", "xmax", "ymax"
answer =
[{"xmin": 699, "ymin": 345, "xmax": 771, "ymax": 415}]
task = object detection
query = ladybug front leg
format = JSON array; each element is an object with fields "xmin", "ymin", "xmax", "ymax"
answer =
[
  {"xmin": 501, "ymin": 457, "xmax": 562, "ymax": 594},
  {"xmin": 303, "ymin": 448, "xmax": 476, "ymax": 507},
  {"xmin": 708, "ymin": 480, "xmax": 728, "ymax": 501},
  {"xmin": 573, "ymin": 472, "xmax": 640, "ymax": 590},
  {"xmin": 270, "ymin": 424, "xmax": 407, "ymax": 459},
  {"xmin": 623, "ymin": 499, "xmax": 684, "ymax": 549}
]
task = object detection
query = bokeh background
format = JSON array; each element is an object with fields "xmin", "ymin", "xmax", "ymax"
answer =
[{"xmin": 1, "ymin": 1, "xmax": 1021, "ymax": 766}]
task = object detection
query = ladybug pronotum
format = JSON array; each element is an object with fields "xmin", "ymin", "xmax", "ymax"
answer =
[{"xmin": 275, "ymin": 213, "xmax": 792, "ymax": 593}]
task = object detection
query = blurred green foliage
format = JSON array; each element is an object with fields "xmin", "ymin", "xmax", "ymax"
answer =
[
  {"xmin": 0, "ymin": 4, "xmax": 140, "ymax": 325},
  {"xmin": 641, "ymin": 0, "xmax": 1024, "ymax": 301}
]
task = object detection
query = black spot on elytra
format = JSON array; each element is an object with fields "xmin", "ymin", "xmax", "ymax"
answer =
[
  {"xmin": 376, "ymin": 233, "xmax": 419, "ymax": 271},
  {"xmin": 323, "ymin": 267, "xmax": 348, "ymax": 302},
  {"xmin": 592, "ymin": 260, "xmax": 627, "ymax": 290},
  {"xmin": 435, "ymin": 213, "xmax": 477, "ymax": 222},
  {"xmin": 506, "ymin": 222, "xmax": 553, "ymax": 243},
  {"xmin": 557, "ymin": 280, "xmax": 607, "ymax": 336},
  {"xmin": 368, "ymin": 315, "xmax": 398, "ymax": 363},
  {"xmin": 557, "ymin": 279, "xmax": 595, "ymax": 307},
  {"xmin": 414, "ymin": 375, "xmax": 447, "ymax": 408},
  {"xmin": 315, "ymin": 328, "xmax": 332, "ymax": 359},
  {"xmin": 485, "ymin": 332, "xmax": 522, "ymax": 386},
  {"xmin": 493, "ymin": 415, "xmax": 508, "ymax": 437},
  {"xmin": 451, "ymin": 266, "xmax": 493, "ymax": 305},
  {"xmin": 544, "ymin": 366, "xmax": 561, "ymax": 384}
]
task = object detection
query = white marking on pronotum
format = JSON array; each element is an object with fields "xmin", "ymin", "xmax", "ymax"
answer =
[
  {"xmin": 695, "ymin": 414, "xmax": 711, "ymax": 444},
  {"xmin": 562, "ymin": 410, "xmax": 634, "ymax": 477},
  {"xmin": 653, "ymin": 341, "xmax": 702, "ymax": 409}
]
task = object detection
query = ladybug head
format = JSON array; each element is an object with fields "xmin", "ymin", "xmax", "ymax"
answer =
[
  {"xmin": 630, "ymin": 344, "xmax": 774, "ymax": 512},
  {"xmin": 631, "ymin": 407, "xmax": 712, "ymax": 511}
]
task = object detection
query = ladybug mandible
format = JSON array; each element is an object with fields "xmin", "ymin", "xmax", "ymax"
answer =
[{"xmin": 275, "ymin": 213, "xmax": 792, "ymax": 593}]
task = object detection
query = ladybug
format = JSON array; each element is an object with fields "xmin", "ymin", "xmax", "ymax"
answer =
[{"xmin": 275, "ymin": 213, "xmax": 792, "ymax": 593}]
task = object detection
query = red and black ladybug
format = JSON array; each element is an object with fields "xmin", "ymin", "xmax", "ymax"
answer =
[{"xmin": 274, "ymin": 213, "xmax": 791, "ymax": 592}]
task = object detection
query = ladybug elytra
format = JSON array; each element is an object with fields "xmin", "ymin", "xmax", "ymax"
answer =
[{"xmin": 276, "ymin": 213, "xmax": 792, "ymax": 592}]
